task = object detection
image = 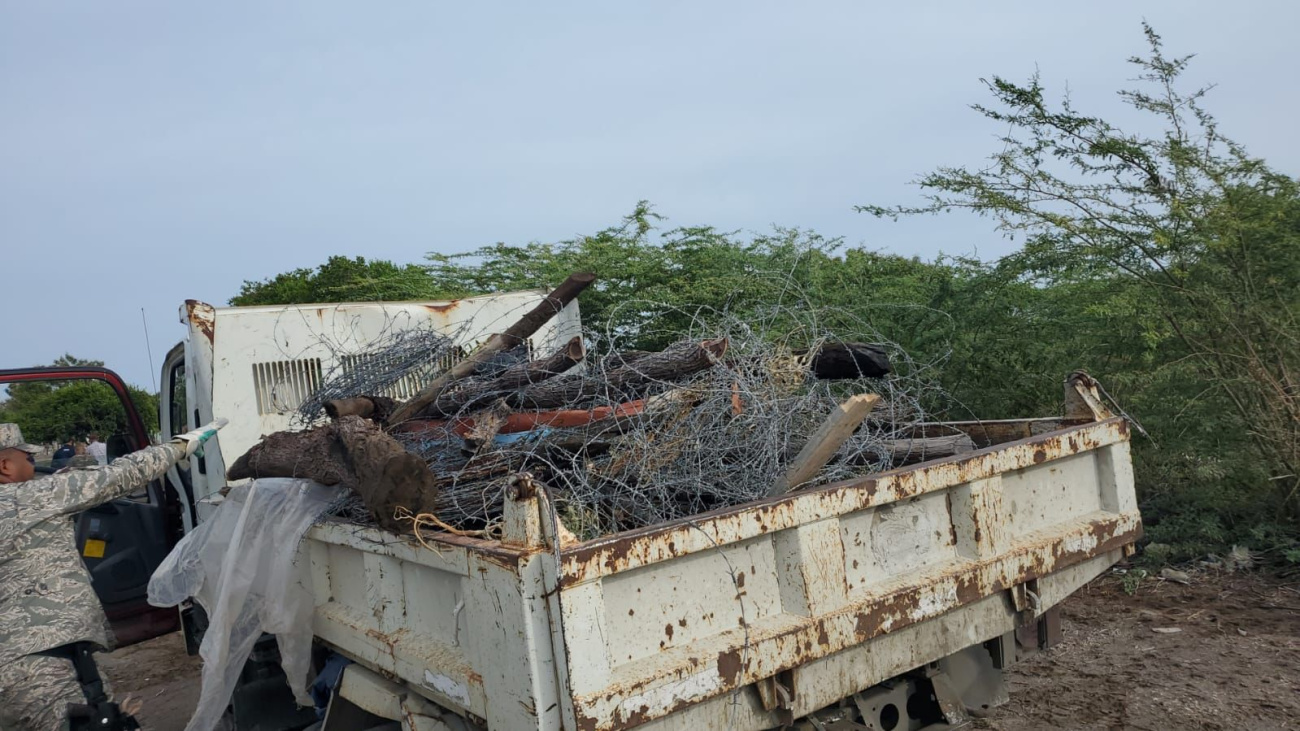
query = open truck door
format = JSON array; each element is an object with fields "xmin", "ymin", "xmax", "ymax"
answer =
[{"xmin": 0, "ymin": 366, "xmax": 183, "ymax": 645}]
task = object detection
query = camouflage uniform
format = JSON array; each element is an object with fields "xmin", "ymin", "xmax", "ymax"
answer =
[
  {"xmin": 0, "ymin": 654, "xmax": 85, "ymax": 731},
  {"xmin": 0, "ymin": 427, "xmax": 185, "ymax": 731}
]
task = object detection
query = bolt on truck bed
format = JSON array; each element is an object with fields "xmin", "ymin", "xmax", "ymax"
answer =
[{"xmin": 302, "ymin": 374, "xmax": 1140, "ymax": 730}]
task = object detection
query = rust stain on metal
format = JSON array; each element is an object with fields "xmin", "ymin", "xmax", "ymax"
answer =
[
  {"xmin": 559, "ymin": 418, "xmax": 1129, "ymax": 587},
  {"xmin": 945, "ymin": 493, "xmax": 959, "ymax": 545},
  {"xmin": 612, "ymin": 703, "xmax": 653, "ymax": 730},
  {"xmin": 423, "ymin": 300, "xmax": 463, "ymax": 314},
  {"xmin": 574, "ymin": 512, "xmax": 1140, "ymax": 730},
  {"xmin": 716, "ymin": 648, "xmax": 744, "ymax": 684},
  {"xmin": 184, "ymin": 300, "xmax": 216, "ymax": 344}
]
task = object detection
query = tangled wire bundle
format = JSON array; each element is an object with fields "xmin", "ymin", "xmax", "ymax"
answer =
[
  {"xmin": 293, "ymin": 298, "xmax": 950, "ymax": 539},
  {"xmin": 296, "ymin": 325, "xmax": 464, "ymax": 424}
]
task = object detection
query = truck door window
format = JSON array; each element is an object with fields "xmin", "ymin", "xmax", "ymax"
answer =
[
  {"xmin": 0, "ymin": 377, "xmax": 155, "ymax": 501},
  {"xmin": 169, "ymin": 361, "xmax": 188, "ymax": 437}
]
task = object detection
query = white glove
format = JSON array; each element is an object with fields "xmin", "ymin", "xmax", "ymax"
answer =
[{"xmin": 172, "ymin": 418, "xmax": 229, "ymax": 457}]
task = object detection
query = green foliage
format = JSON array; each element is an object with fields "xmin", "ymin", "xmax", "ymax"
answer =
[
  {"xmin": 0, "ymin": 355, "xmax": 160, "ymax": 443},
  {"xmin": 1121, "ymin": 568, "xmax": 1148, "ymax": 596},
  {"xmin": 232, "ymin": 27, "xmax": 1300, "ymax": 563},
  {"xmin": 232, "ymin": 256, "xmax": 441, "ymax": 306},
  {"xmin": 864, "ymin": 23, "xmax": 1300, "ymax": 560}
]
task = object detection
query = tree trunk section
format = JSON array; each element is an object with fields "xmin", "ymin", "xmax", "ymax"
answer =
[
  {"xmin": 420, "ymin": 336, "xmax": 586, "ymax": 417},
  {"xmin": 508, "ymin": 338, "xmax": 728, "ymax": 410}
]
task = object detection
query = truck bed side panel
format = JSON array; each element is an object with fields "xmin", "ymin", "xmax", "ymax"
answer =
[{"xmin": 559, "ymin": 418, "xmax": 1139, "ymax": 730}]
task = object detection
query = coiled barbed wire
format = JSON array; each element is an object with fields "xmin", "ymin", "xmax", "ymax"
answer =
[
  {"xmin": 295, "ymin": 326, "xmax": 462, "ymax": 424},
  {"xmin": 270, "ymin": 288, "xmax": 956, "ymax": 537}
]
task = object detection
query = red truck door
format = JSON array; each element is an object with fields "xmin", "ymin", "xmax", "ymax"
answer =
[{"xmin": 0, "ymin": 367, "xmax": 184, "ymax": 645}]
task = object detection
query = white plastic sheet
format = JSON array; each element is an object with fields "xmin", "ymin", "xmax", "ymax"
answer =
[{"xmin": 148, "ymin": 478, "xmax": 345, "ymax": 731}]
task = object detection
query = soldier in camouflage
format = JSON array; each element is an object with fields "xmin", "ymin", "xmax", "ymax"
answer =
[{"xmin": 0, "ymin": 420, "xmax": 224, "ymax": 731}]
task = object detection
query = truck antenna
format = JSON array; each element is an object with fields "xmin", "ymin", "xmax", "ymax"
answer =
[{"xmin": 141, "ymin": 307, "xmax": 158, "ymax": 393}]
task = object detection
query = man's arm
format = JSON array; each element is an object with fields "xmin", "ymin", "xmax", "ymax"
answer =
[{"xmin": 6, "ymin": 442, "xmax": 185, "ymax": 532}]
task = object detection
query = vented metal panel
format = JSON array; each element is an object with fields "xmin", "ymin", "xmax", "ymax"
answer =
[
  {"xmin": 251, "ymin": 358, "xmax": 323, "ymax": 415},
  {"xmin": 337, "ymin": 346, "xmax": 468, "ymax": 401}
]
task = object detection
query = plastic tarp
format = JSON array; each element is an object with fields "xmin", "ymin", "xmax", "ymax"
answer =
[{"xmin": 148, "ymin": 478, "xmax": 345, "ymax": 731}]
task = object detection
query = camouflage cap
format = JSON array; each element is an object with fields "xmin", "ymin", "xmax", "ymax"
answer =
[{"xmin": 0, "ymin": 423, "xmax": 41, "ymax": 454}]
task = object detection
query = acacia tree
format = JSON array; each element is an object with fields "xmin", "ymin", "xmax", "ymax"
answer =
[{"xmin": 862, "ymin": 25, "xmax": 1300, "ymax": 521}]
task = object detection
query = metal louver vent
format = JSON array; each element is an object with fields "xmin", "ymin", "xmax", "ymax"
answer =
[
  {"xmin": 251, "ymin": 358, "xmax": 324, "ymax": 415},
  {"xmin": 337, "ymin": 346, "xmax": 468, "ymax": 401}
]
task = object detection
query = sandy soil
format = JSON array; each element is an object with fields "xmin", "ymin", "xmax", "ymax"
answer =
[
  {"xmin": 983, "ymin": 571, "xmax": 1300, "ymax": 731},
  {"xmin": 100, "ymin": 571, "xmax": 1300, "ymax": 731},
  {"xmin": 99, "ymin": 631, "xmax": 202, "ymax": 731}
]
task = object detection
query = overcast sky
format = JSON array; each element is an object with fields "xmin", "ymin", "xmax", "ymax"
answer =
[{"xmin": 2, "ymin": 1, "xmax": 1297, "ymax": 389}]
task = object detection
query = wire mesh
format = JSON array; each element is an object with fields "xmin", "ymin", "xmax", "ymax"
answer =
[{"xmin": 288, "ymin": 294, "xmax": 948, "ymax": 538}]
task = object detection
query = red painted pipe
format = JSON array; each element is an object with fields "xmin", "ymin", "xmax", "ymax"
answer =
[{"xmin": 395, "ymin": 399, "xmax": 647, "ymax": 439}]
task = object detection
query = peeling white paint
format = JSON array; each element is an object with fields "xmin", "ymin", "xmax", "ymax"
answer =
[
  {"xmin": 910, "ymin": 585, "xmax": 957, "ymax": 622},
  {"xmin": 617, "ymin": 668, "xmax": 724, "ymax": 719},
  {"xmin": 1060, "ymin": 532, "xmax": 1101, "ymax": 555},
  {"xmin": 423, "ymin": 670, "xmax": 471, "ymax": 706}
]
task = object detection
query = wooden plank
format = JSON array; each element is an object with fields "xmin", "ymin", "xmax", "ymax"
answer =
[{"xmin": 770, "ymin": 393, "xmax": 879, "ymax": 495}]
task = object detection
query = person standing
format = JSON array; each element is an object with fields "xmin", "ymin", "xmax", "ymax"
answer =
[
  {"xmin": 86, "ymin": 433, "xmax": 107, "ymax": 467},
  {"xmin": 50, "ymin": 440, "xmax": 75, "ymax": 470},
  {"xmin": 0, "ymin": 420, "xmax": 224, "ymax": 731}
]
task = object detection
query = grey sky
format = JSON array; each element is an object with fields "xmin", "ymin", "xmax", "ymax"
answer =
[{"xmin": 3, "ymin": 1, "xmax": 1297, "ymax": 389}]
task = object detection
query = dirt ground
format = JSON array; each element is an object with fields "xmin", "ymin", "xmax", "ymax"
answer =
[
  {"xmin": 100, "ymin": 571, "xmax": 1300, "ymax": 731},
  {"xmin": 983, "ymin": 570, "xmax": 1300, "ymax": 731},
  {"xmin": 99, "ymin": 631, "xmax": 203, "ymax": 731}
]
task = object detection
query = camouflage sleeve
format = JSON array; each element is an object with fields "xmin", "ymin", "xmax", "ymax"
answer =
[{"xmin": 3, "ymin": 443, "xmax": 185, "ymax": 531}]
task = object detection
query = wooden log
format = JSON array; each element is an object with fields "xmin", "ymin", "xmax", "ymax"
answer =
[
  {"xmin": 385, "ymin": 272, "xmax": 596, "ymax": 425},
  {"xmin": 770, "ymin": 393, "xmax": 880, "ymax": 495},
  {"xmin": 420, "ymin": 336, "xmax": 586, "ymax": 418},
  {"xmin": 599, "ymin": 350, "xmax": 653, "ymax": 371},
  {"xmin": 226, "ymin": 423, "xmax": 349, "ymax": 486},
  {"xmin": 794, "ymin": 342, "xmax": 891, "ymax": 379},
  {"xmin": 324, "ymin": 397, "xmax": 375, "ymax": 420},
  {"xmin": 323, "ymin": 395, "xmax": 399, "ymax": 423},
  {"xmin": 509, "ymin": 338, "xmax": 728, "ymax": 410},
  {"xmin": 226, "ymin": 415, "xmax": 443, "ymax": 532},
  {"xmin": 878, "ymin": 434, "xmax": 975, "ymax": 465},
  {"xmin": 333, "ymin": 417, "xmax": 444, "ymax": 532}
]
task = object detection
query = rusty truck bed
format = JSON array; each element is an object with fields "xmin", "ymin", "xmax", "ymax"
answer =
[{"xmin": 302, "ymin": 377, "xmax": 1141, "ymax": 730}]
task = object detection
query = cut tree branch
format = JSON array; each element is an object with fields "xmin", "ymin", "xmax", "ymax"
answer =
[
  {"xmin": 420, "ymin": 336, "xmax": 587, "ymax": 418},
  {"xmin": 385, "ymin": 272, "xmax": 596, "ymax": 425}
]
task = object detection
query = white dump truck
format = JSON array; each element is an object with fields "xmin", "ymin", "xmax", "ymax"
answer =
[{"xmin": 161, "ymin": 292, "xmax": 1141, "ymax": 731}]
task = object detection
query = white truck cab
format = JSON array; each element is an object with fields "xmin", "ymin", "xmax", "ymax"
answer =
[{"xmin": 160, "ymin": 292, "xmax": 583, "ymax": 531}]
